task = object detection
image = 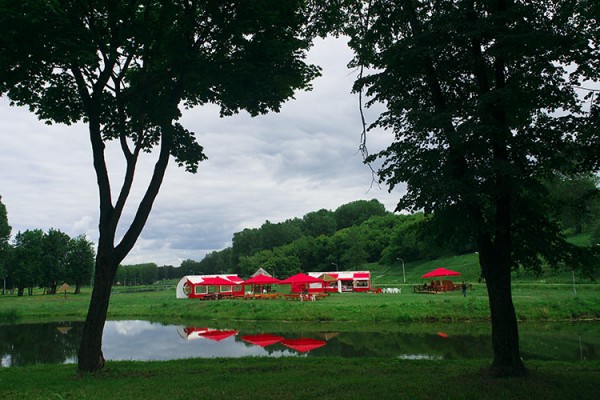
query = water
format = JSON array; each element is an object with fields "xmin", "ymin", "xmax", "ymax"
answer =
[{"xmin": 0, "ymin": 320, "xmax": 598, "ymax": 367}]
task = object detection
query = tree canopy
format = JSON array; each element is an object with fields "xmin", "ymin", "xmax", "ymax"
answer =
[
  {"xmin": 339, "ymin": 0, "xmax": 600, "ymax": 377},
  {"xmin": 0, "ymin": 0, "xmax": 322, "ymax": 372}
]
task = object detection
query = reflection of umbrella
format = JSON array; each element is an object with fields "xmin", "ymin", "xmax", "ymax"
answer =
[
  {"xmin": 421, "ymin": 268, "xmax": 461, "ymax": 278},
  {"xmin": 281, "ymin": 338, "xmax": 327, "ymax": 353},
  {"xmin": 316, "ymin": 332, "xmax": 339, "ymax": 341},
  {"xmin": 56, "ymin": 326, "xmax": 72, "ymax": 334},
  {"xmin": 200, "ymin": 329, "xmax": 238, "ymax": 341},
  {"xmin": 241, "ymin": 334, "xmax": 285, "ymax": 347}
]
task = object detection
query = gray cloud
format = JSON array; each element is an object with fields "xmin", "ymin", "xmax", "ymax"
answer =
[{"xmin": 0, "ymin": 37, "xmax": 404, "ymax": 267}]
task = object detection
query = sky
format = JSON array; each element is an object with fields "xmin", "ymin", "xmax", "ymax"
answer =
[{"xmin": 0, "ymin": 36, "xmax": 405, "ymax": 267}]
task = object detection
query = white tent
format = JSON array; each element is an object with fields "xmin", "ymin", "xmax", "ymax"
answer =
[{"xmin": 251, "ymin": 267, "xmax": 272, "ymax": 277}]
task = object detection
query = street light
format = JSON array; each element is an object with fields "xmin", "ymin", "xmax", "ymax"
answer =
[
  {"xmin": 331, "ymin": 262, "xmax": 338, "ymax": 272},
  {"xmin": 397, "ymin": 258, "xmax": 406, "ymax": 284}
]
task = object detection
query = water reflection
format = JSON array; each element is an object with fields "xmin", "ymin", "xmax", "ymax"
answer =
[{"xmin": 0, "ymin": 320, "xmax": 598, "ymax": 367}]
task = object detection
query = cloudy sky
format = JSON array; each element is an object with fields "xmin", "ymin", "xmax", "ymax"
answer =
[{"xmin": 0, "ymin": 36, "xmax": 404, "ymax": 267}]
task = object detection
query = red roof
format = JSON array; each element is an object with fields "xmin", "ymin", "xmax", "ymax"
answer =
[
  {"xmin": 354, "ymin": 272, "xmax": 370, "ymax": 278},
  {"xmin": 243, "ymin": 274, "xmax": 282, "ymax": 285},
  {"xmin": 281, "ymin": 273, "xmax": 324, "ymax": 284},
  {"xmin": 421, "ymin": 268, "xmax": 461, "ymax": 278},
  {"xmin": 200, "ymin": 276, "xmax": 236, "ymax": 285}
]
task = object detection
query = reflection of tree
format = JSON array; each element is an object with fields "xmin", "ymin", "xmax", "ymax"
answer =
[{"xmin": 0, "ymin": 322, "xmax": 82, "ymax": 367}]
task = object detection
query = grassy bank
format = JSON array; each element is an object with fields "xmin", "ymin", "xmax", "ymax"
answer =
[
  {"xmin": 1, "ymin": 358, "xmax": 599, "ymax": 400},
  {"xmin": 1, "ymin": 283, "xmax": 600, "ymax": 325}
]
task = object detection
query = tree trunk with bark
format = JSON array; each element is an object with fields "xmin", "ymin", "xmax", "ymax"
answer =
[{"xmin": 477, "ymin": 193, "xmax": 527, "ymax": 377}]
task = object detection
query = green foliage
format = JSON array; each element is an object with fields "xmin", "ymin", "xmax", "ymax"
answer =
[
  {"xmin": 11, "ymin": 229, "xmax": 45, "ymax": 295},
  {"xmin": 334, "ymin": 199, "xmax": 386, "ymax": 230},
  {"xmin": 41, "ymin": 228, "xmax": 70, "ymax": 294},
  {"xmin": 0, "ymin": 196, "xmax": 11, "ymax": 287},
  {"xmin": 65, "ymin": 235, "xmax": 95, "ymax": 293},
  {"xmin": 344, "ymin": 0, "xmax": 599, "ymax": 276},
  {"xmin": 115, "ymin": 263, "xmax": 159, "ymax": 286}
]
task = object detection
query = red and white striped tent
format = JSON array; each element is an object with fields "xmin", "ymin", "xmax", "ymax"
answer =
[
  {"xmin": 176, "ymin": 274, "xmax": 244, "ymax": 299},
  {"xmin": 308, "ymin": 271, "xmax": 371, "ymax": 293}
]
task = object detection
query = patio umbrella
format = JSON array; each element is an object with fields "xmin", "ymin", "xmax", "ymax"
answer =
[
  {"xmin": 421, "ymin": 268, "xmax": 461, "ymax": 278},
  {"xmin": 281, "ymin": 273, "xmax": 325, "ymax": 293},
  {"xmin": 243, "ymin": 274, "xmax": 282, "ymax": 285},
  {"xmin": 243, "ymin": 274, "xmax": 282, "ymax": 294},
  {"xmin": 241, "ymin": 334, "xmax": 285, "ymax": 347},
  {"xmin": 281, "ymin": 338, "xmax": 327, "ymax": 353},
  {"xmin": 199, "ymin": 329, "xmax": 238, "ymax": 341},
  {"xmin": 281, "ymin": 273, "xmax": 324, "ymax": 284}
]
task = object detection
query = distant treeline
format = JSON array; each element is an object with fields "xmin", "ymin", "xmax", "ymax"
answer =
[
  {"xmin": 175, "ymin": 199, "xmax": 476, "ymax": 279},
  {"xmin": 158, "ymin": 173, "xmax": 600, "ymax": 280}
]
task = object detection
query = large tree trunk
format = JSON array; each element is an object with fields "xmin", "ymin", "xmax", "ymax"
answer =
[
  {"xmin": 478, "ymin": 192, "xmax": 527, "ymax": 377},
  {"xmin": 77, "ymin": 252, "xmax": 118, "ymax": 372},
  {"xmin": 482, "ymin": 256, "xmax": 526, "ymax": 377}
]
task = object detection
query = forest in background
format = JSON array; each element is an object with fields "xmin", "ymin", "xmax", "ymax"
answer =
[{"xmin": 116, "ymin": 174, "xmax": 600, "ymax": 285}]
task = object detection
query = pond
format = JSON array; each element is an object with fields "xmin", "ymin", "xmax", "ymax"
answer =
[{"xmin": 1, "ymin": 320, "xmax": 598, "ymax": 367}]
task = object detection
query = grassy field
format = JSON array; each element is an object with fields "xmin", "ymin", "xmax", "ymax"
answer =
[{"xmin": 1, "ymin": 281, "xmax": 600, "ymax": 326}]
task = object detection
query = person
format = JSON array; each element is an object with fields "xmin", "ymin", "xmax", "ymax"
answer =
[{"xmin": 461, "ymin": 281, "xmax": 468, "ymax": 297}]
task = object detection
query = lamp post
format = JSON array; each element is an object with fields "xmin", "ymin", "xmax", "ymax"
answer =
[
  {"xmin": 397, "ymin": 258, "xmax": 406, "ymax": 284},
  {"xmin": 331, "ymin": 262, "xmax": 338, "ymax": 272}
]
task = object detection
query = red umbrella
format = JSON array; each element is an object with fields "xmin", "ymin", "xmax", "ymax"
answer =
[
  {"xmin": 200, "ymin": 329, "xmax": 238, "ymax": 341},
  {"xmin": 421, "ymin": 268, "xmax": 461, "ymax": 278},
  {"xmin": 241, "ymin": 334, "xmax": 285, "ymax": 347},
  {"xmin": 281, "ymin": 338, "xmax": 326, "ymax": 353},
  {"xmin": 281, "ymin": 273, "xmax": 324, "ymax": 285}
]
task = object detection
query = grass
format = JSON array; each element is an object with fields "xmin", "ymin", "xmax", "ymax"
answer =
[
  {"xmin": 1, "ymin": 282, "xmax": 599, "ymax": 326},
  {"xmin": 0, "ymin": 358, "xmax": 599, "ymax": 400}
]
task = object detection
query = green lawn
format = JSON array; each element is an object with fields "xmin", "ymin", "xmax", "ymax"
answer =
[
  {"xmin": 2, "ymin": 281, "xmax": 599, "ymax": 325},
  {"xmin": 1, "ymin": 357, "xmax": 598, "ymax": 400}
]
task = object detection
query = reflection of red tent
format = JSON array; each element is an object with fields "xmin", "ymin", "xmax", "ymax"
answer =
[
  {"xmin": 241, "ymin": 334, "xmax": 285, "ymax": 347},
  {"xmin": 200, "ymin": 329, "xmax": 238, "ymax": 341},
  {"xmin": 281, "ymin": 273, "xmax": 324, "ymax": 293},
  {"xmin": 281, "ymin": 338, "xmax": 327, "ymax": 353},
  {"xmin": 421, "ymin": 268, "xmax": 461, "ymax": 278}
]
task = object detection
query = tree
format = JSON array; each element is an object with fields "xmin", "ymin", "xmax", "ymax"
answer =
[
  {"xmin": 65, "ymin": 235, "xmax": 95, "ymax": 294},
  {"xmin": 0, "ymin": 195, "xmax": 11, "ymax": 294},
  {"xmin": 342, "ymin": 0, "xmax": 599, "ymax": 376},
  {"xmin": 41, "ymin": 228, "xmax": 71, "ymax": 294},
  {"xmin": 302, "ymin": 209, "xmax": 337, "ymax": 237},
  {"xmin": 179, "ymin": 259, "xmax": 203, "ymax": 276},
  {"xmin": 12, "ymin": 229, "xmax": 45, "ymax": 296},
  {"xmin": 334, "ymin": 199, "xmax": 387, "ymax": 230},
  {"xmin": 545, "ymin": 173, "xmax": 600, "ymax": 234},
  {"xmin": 0, "ymin": 0, "xmax": 320, "ymax": 372}
]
